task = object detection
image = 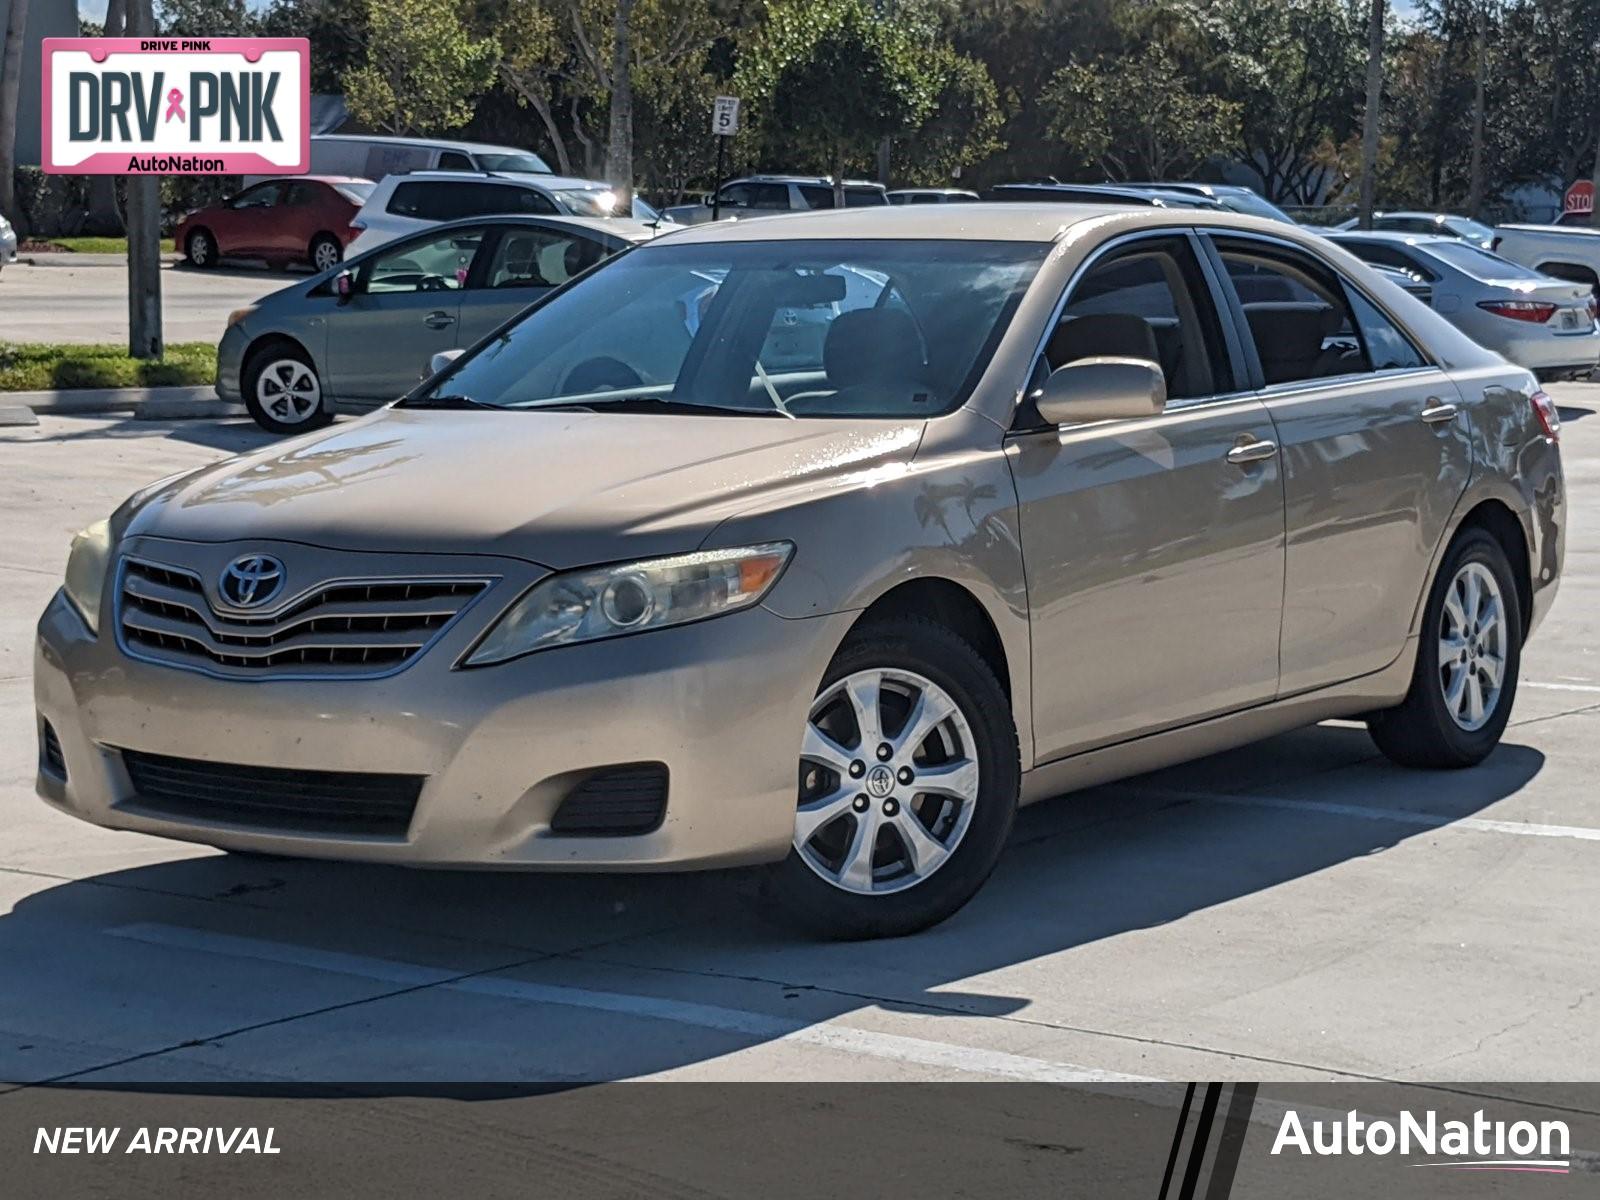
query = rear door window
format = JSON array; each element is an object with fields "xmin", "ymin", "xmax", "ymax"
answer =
[
  {"xmin": 483, "ymin": 228, "xmax": 608, "ymax": 289},
  {"xmin": 1213, "ymin": 236, "xmax": 1427, "ymax": 384}
]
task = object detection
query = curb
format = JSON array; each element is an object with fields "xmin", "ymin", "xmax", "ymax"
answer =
[
  {"xmin": 17, "ymin": 252, "xmax": 184, "ymax": 268},
  {"xmin": 3, "ymin": 385, "xmax": 237, "ymax": 419}
]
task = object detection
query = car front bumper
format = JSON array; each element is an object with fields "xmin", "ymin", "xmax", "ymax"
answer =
[
  {"xmin": 35, "ymin": 568, "xmax": 851, "ymax": 871},
  {"xmin": 215, "ymin": 322, "xmax": 247, "ymax": 403}
]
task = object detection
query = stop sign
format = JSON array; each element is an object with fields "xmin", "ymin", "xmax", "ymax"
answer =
[{"xmin": 1565, "ymin": 179, "xmax": 1594, "ymax": 215}]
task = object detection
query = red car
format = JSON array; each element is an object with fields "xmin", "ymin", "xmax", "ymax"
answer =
[{"xmin": 176, "ymin": 176, "xmax": 375, "ymax": 272}]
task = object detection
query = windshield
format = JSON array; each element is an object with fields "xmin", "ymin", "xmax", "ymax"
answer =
[
  {"xmin": 1424, "ymin": 241, "xmax": 1548, "ymax": 281},
  {"xmin": 1442, "ymin": 216, "xmax": 1495, "ymax": 244},
  {"xmin": 334, "ymin": 181, "xmax": 375, "ymax": 205},
  {"xmin": 475, "ymin": 152, "xmax": 552, "ymax": 174},
  {"xmin": 412, "ymin": 239, "xmax": 1047, "ymax": 418},
  {"xmin": 1216, "ymin": 190, "xmax": 1295, "ymax": 223}
]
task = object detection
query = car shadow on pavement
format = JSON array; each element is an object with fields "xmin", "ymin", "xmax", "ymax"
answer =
[
  {"xmin": 1, "ymin": 722, "xmax": 1550, "ymax": 1087},
  {"xmin": 19, "ymin": 417, "xmax": 278, "ymax": 454}
]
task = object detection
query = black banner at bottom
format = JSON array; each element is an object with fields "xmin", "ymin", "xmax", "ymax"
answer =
[{"xmin": 4, "ymin": 1082, "xmax": 1597, "ymax": 1197}]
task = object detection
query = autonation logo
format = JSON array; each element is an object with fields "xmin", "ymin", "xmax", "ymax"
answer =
[{"xmin": 1272, "ymin": 1108, "xmax": 1571, "ymax": 1174}]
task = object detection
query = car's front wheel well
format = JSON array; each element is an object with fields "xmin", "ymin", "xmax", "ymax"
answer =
[
  {"xmin": 853, "ymin": 578, "xmax": 1011, "ymax": 706},
  {"xmin": 243, "ymin": 334, "xmax": 313, "ymax": 375},
  {"xmin": 1456, "ymin": 500, "xmax": 1532, "ymax": 642}
]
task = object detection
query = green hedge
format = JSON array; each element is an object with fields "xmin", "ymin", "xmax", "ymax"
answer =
[{"xmin": 0, "ymin": 342, "xmax": 218, "ymax": 391}]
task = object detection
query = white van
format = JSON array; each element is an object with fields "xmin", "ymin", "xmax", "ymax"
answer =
[{"xmin": 243, "ymin": 136, "xmax": 554, "ymax": 187}]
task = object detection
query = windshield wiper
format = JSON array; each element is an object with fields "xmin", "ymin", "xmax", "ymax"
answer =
[
  {"xmin": 402, "ymin": 394, "xmax": 499, "ymax": 411},
  {"xmin": 523, "ymin": 395, "xmax": 782, "ymax": 417}
]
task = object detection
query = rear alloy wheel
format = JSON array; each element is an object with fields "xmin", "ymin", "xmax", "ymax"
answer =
[
  {"xmin": 185, "ymin": 228, "xmax": 217, "ymax": 269},
  {"xmin": 242, "ymin": 346, "xmax": 333, "ymax": 434},
  {"xmin": 766, "ymin": 617, "xmax": 1019, "ymax": 939},
  {"xmin": 1368, "ymin": 528, "xmax": 1521, "ymax": 768},
  {"xmin": 309, "ymin": 234, "xmax": 342, "ymax": 273}
]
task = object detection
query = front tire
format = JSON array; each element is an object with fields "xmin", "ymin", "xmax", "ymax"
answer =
[
  {"xmin": 242, "ymin": 344, "xmax": 332, "ymax": 434},
  {"xmin": 1368, "ymin": 527, "xmax": 1521, "ymax": 769},
  {"xmin": 765, "ymin": 617, "xmax": 1019, "ymax": 939}
]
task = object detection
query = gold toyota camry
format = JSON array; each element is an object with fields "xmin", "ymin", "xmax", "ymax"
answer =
[{"xmin": 35, "ymin": 206, "xmax": 1564, "ymax": 938}]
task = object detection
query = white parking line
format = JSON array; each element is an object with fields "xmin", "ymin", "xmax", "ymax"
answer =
[
  {"xmin": 1525, "ymin": 680, "xmax": 1600, "ymax": 695},
  {"xmin": 1120, "ymin": 787, "xmax": 1600, "ymax": 842},
  {"xmin": 106, "ymin": 923, "xmax": 1156, "ymax": 1084}
]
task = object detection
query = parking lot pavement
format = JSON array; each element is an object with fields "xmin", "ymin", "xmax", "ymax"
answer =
[
  {"xmin": 0, "ymin": 259, "xmax": 279, "ymax": 345},
  {"xmin": 1, "ymin": 387, "xmax": 1597, "ymax": 1088}
]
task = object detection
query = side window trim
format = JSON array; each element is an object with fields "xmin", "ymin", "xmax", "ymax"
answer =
[{"xmin": 1197, "ymin": 227, "xmax": 1441, "ymax": 394}]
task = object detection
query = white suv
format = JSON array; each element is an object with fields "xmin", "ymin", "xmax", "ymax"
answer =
[
  {"xmin": 662, "ymin": 175, "xmax": 889, "ymax": 225},
  {"xmin": 348, "ymin": 172, "xmax": 666, "ymax": 255}
]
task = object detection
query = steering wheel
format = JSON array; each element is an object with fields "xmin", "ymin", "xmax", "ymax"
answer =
[{"xmin": 561, "ymin": 356, "xmax": 644, "ymax": 393}]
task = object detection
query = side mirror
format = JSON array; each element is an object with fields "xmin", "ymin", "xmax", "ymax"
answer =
[
  {"xmin": 428, "ymin": 348, "xmax": 464, "ymax": 377},
  {"xmin": 1035, "ymin": 357, "xmax": 1167, "ymax": 425}
]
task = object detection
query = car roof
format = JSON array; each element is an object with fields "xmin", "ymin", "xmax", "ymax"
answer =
[
  {"xmin": 727, "ymin": 174, "xmax": 886, "ymax": 188},
  {"xmin": 652, "ymin": 203, "xmax": 1301, "ymax": 244},
  {"xmin": 376, "ymin": 213, "xmax": 657, "ymax": 243},
  {"xmin": 887, "ymin": 187, "xmax": 978, "ymax": 195},
  {"xmin": 370, "ymin": 169, "xmax": 614, "ymax": 192},
  {"xmin": 297, "ymin": 175, "xmax": 372, "ymax": 185},
  {"xmin": 310, "ymin": 134, "xmax": 535, "ymax": 155},
  {"xmin": 1372, "ymin": 211, "xmax": 1463, "ymax": 223},
  {"xmin": 1326, "ymin": 229, "xmax": 1452, "ymax": 247}
]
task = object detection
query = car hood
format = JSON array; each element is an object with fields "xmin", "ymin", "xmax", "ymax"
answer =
[{"xmin": 125, "ymin": 408, "xmax": 925, "ymax": 567}]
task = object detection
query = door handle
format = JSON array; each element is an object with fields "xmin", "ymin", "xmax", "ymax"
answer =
[
  {"xmin": 423, "ymin": 311, "xmax": 455, "ymax": 329},
  {"xmin": 1420, "ymin": 398, "xmax": 1459, "ymax": 424},
  {"xmin": 1226, "ymin": 437, "xmax": 1278, "ymax": 465}
]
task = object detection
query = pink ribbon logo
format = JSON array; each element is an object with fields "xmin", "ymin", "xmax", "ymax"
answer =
[{"xmin": 164, "ymin": 87, "xmax": 185, "ymax": 123}]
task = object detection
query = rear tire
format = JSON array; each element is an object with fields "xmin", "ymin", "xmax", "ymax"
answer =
[
  {"xmin": 185, "ymin": 228, "xmax": 217, "ymax": 269},
  {"xmin": 242, "ymin": 343, "xmax": 332, "ymax": 434},
  {"xmin": 309, "ymin": 233, "xmax": 343, "ymax": 274},
  {"xmin": 1368, "ymin": 527, "xmax": 1521, "ymax": 769},
  {"xmin": 764, "ymin": 616, "xmax": 1019, "ymax": 939}
]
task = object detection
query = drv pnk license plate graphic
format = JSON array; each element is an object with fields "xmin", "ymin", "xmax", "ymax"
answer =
[{"xmin": 41, "ymin": 38, "xmax": 309, "ymax": 175}]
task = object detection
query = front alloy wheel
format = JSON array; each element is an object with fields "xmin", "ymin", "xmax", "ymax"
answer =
[
  {"xmin": 766, "ymin": 616, "xmax": 1019, "ymax": 939},
  {"xmin": 796, "ymin": 669, "xmax": 980, "ymax": 895},
  {"xmin": 242, "ymin": 347, "xmax": 333, "ymax": 434}
]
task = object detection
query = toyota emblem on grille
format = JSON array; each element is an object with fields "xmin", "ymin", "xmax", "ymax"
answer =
[{"xmin": 219, "ymin": 554, "xmax": 285, "ymax": 608}]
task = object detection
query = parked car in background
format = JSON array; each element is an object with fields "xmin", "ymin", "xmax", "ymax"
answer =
[
  {"xmin": 40, "ymin": 205, "xmax": 1564, "ymax": 939},
  {"xmin": 177, "ymin": 177, "xmax": 374, "ymax": 272},
  {"xmin": 219, "ymin": 214, "xmax": 651, "ymax": 432},
  {"xmin": 348, "ymin": 171, "xmax": 664, "ymax": 255},
  {"xmin": 1116, "ymin": 182, "xmax": 1298, "ymax": 223},
  {"xmin": 661, "ymin": 176, "xmax": 890, "ymax": 225},
  {"xmin": 1328, "ymin": 230, "xmax": 1599, "ymax": 378},
  {"xmin": 0, "ymin": 211, "xmax": 16, "ymax": 272},
  {"xmin": 1334, "ymin": 211, "xmax": 1496, "ymax": 248},
  {"xmin": 1490, "ymin": 223, "xmax": 1600, "ymax": 295},
  {"xmin": 985, "ymin": 183, "xmax": 1225, "ymax": 210},
  {"xmin": 1370, "ymin": 262, "xmax": 1434, "ymax": 303},
  {"xmin": 887, "ymin": 188, "xmax": 980, "ymax": 205},
  {"xmin": 250, "ymin": 135, "xmax": 554, "ymax": 184}
]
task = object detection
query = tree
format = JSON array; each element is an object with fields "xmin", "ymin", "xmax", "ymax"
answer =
[
  {"xmin": 1357, "ymin": 0, "xmax": 1385, "ymax": 227},
  {"xmin": 896, "ymin": 47, "xmax": 1004, "ymax": 185},
  {"xmin": 0, "ymin": 0, "xmax": 28, "ymax": 221},
  {"xmin": 1210, "ymin": 0, "xmax": 1366, "ymax": 203},
  {"xmin": 736, "ymin": 0, "xmax": 932, "ymax": 204},
  {"xmin": 1042, "ymin": 42, "xmax": 1239, "ymax": 180},
  {"xmin": 345, "ymin": 0, "xmax": 500, "ymax": 135}
]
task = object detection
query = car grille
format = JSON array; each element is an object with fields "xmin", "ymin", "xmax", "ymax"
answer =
[
  {"xmin": 118, "ymin": 559, "xmax": 487, "ymax": 677},
  {"xmin": 549, "ymin": 764, "xmax": 668, "ymax": 836},
  {"xmin": 120, "ymin": 749, "xmax": 424, "ymax": 836}
]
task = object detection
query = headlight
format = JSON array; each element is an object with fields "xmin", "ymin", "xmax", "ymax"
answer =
[
  {"xmin": 226, "ymin": 306, "xmax": 257, "ymax": 329},
  {"xmin": 465, "ymin": 542, "xmax": 792, "ymax": 666},
  {"xmin": 63, "ymin": 519, "xmax": 114, "ymax": 634}
]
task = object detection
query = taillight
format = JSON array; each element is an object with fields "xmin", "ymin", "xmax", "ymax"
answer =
[
  {"xmin": 1588, "ymin": 295, "xmax": 1597, "ymax": 322},
  {"xmin": 1477, "ymin": 299, "xmax": 1557, "ymax": 323},
  {"xmin": 349, "ymin": 217, "xmax": 367, "ymax": 231},
  {"xmin": 1530, "ymin": 389, "xmax": 1561, "ymax": 441}
]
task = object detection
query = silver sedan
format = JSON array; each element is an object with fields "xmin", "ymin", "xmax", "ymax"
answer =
[{"xmin": 1329, "ymin": 230, "xmax": 1600, "ymax": 379}]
